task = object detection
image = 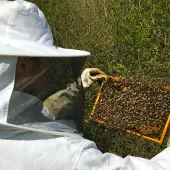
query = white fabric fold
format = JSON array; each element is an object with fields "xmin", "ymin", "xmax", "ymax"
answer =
[{"xmin": 0, "ymin": 56, "xmax": 17, "ymax": 122}]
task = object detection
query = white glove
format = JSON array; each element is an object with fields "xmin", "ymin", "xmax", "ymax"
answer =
[{"xmin": 81, "ymin": 68, "xmax": 106, "ymax": 89}]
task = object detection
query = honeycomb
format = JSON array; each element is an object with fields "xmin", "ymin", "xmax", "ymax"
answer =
[{"xmin": 91, "ymin": 76, "xmax": 170, "ymax": 138}]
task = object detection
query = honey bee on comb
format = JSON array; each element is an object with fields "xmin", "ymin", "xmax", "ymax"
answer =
[{"xmin": 91, "ymin": 76, "xmax": 170, "ymax": 138}]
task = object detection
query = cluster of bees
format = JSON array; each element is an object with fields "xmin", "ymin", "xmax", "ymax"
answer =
[{"xmin": 93, "ymin": 76, "xmax": 170, "ymax": 137}]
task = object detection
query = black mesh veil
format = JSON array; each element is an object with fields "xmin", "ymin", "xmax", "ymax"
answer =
[{"xmin": 8, "ymin": 57, "xmax": 86, "ymax": 133}]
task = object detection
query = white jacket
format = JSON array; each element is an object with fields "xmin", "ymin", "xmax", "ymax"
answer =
[{"xmin": 0, "ymin": 124, "xmax": 169, "ymax": 170}]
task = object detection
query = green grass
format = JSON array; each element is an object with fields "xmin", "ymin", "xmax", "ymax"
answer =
[{"xmin": 30, "ymin": 0, "xmax": 170, "ymax": 158}]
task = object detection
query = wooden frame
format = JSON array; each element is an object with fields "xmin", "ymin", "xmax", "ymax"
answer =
[{"xmin": 90, "ymin": 77, "xmax": 170, "ymax": 144}]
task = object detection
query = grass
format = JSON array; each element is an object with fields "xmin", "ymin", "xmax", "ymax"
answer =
[{"xmin": 30, "ymin": 0, "xmax": 170, "ymax": 158}]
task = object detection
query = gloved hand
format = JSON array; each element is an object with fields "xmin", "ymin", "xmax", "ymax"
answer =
[{"xmin": 81, "ymin": 68, "xmax": 107, "ymax": 89}]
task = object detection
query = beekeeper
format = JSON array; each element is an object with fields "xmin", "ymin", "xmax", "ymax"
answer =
[{"xmin": 0, "ymin": 0, "xmax": 169, "ymax": 169}]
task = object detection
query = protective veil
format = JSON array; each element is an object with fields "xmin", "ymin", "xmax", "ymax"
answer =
[{"xmin": 0, "ymin": 0, "xmax": 169, "ymax": 170}]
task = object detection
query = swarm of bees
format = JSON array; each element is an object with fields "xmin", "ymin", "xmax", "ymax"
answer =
[{"xmin": 92, "ymin": 76, "xmax": 170, "ymax": 137}]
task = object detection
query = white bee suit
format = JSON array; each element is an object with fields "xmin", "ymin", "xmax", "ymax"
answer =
[
  {"xmin": 0, "ymin": 0, "xmax": 169, "ymax": 170},
  {"xmin": 0, "ymin": 40, "xmax": 169, "ymax": 170}
]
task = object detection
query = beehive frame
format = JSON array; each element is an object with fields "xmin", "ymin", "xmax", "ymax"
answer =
[{"xmin": 90, "ymin": 76, "xmax": 170, "ymax": 144}]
